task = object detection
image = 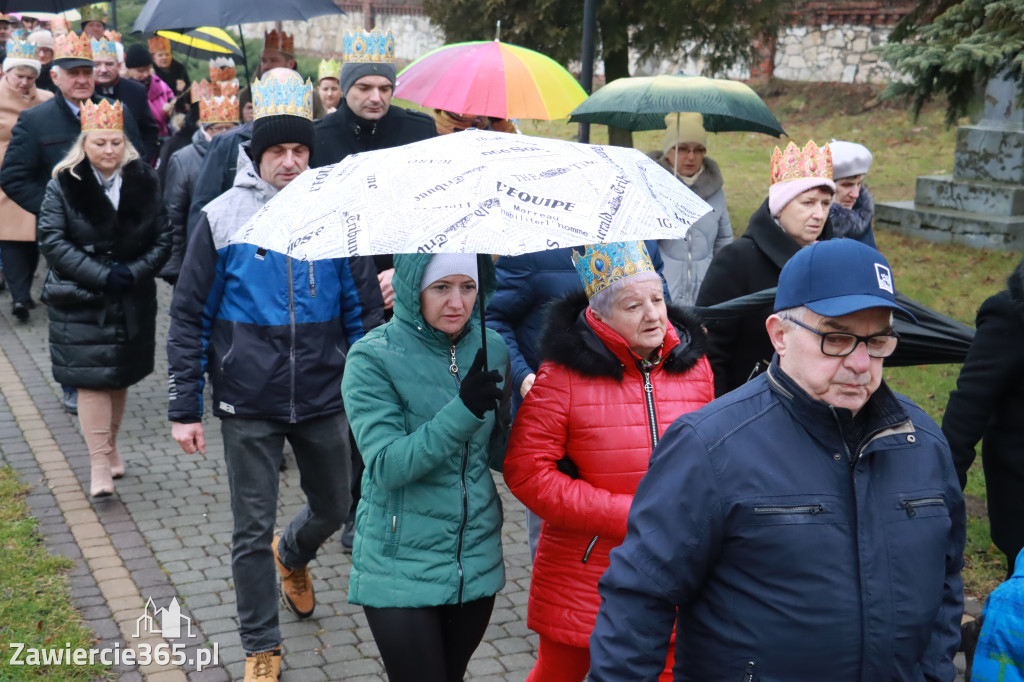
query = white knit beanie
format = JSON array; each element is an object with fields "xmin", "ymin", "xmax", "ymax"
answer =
[
  {"xmin": 420, "ymin": 253, "xmax": 479, "ymax": 292},
  {"xmin": 829, "ymin": 140, "xmax": 873, "ymax": 180}
]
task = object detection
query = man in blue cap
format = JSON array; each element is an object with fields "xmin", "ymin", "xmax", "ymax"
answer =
[{"xmin": 590, "ymin": 239, "xmax": 966, "ymax": 681}]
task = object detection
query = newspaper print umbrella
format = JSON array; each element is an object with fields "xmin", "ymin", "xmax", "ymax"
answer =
[
  {"xmin": 233, "ymin": 129, "xmax": 713, "ymax": 261},
  {"xmin": 570, "ymin": 73, "xmax": 786, "ymax": 136}
]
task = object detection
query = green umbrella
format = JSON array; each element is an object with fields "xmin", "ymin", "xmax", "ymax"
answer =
[{"xmin": 569, "ymin": 73, "xmax": 786, "ymax": 137}]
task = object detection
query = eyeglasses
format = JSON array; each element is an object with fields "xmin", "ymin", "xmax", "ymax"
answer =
[{"xmin": 785, "ymin": 317, "xmax": 899, "ymax": 358}]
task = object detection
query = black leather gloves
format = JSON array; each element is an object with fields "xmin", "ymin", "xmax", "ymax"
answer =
[{"xmin": 459, "ymin": 349, "xmax": 503, "ymax": 419}]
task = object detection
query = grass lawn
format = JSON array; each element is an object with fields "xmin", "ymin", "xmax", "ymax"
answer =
[
  {"xmin": 499, "ymin": 80, "xmax": 1010, "ymax": 598},
  {"xmin": 0, "ymin": 466, "xmax": 109, "ymax": 681}
]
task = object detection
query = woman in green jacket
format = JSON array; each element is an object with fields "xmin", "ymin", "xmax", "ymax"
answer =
[{"xmin": 341, "ymin": 253, "xmax": 510, "ymax": 682}]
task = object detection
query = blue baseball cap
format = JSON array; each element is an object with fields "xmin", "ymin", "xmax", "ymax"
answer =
[{"xmin": 774, "ymin": 239, "xmax": 917, "ymax": 321}]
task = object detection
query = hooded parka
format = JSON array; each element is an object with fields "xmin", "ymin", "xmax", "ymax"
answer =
[
  {"xmin": 341, "ymin": 253, "xmax": 511, "ymax": 608},
  {"xmin": 696, "ymin": 197, "xmax": 832, "ymax": 396},
  {"xmin": 37, "ymin": 158, "xmax": 170, "ymax": 389},
  {"xmin": 504, "ymin": 291, "xmax": 714, "ymax": 647}
]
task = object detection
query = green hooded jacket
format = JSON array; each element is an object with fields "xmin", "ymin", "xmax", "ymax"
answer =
[{"xmin": 341, "ymin": 253, "xmax": 510, "ymax": 607}]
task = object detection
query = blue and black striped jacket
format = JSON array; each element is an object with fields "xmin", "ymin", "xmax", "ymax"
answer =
[{"xmin": 167, "ymin": 145, "xmax": 384, "ymax": 423}]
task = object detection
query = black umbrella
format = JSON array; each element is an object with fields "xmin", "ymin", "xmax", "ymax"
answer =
[
  {"xmin": 694, "ymin": 288, "xmax": 975, "ymax": 367},
  {"xmin": 0, "ymin": 0, "xmax": 81, "ymax": 11},
  {"xmin": 133, "ymin": 0, "xmax": 342, "ymax": 33}
]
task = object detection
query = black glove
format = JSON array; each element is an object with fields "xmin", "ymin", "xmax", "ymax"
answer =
[
  {"xmin": 459, "ymin": 348, "xmax": 503, "ymax": 419},
  {"xmin": 105, "ymin": 263, "xmax": 134, "ymax": 293}
]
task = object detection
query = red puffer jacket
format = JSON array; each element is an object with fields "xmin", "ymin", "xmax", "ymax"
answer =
[{"xmin": 504, "ymin": 291, "xmax": 714, "ymax": 647}]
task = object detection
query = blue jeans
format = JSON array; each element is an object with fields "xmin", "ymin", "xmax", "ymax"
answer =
[{"xmin": 221, "ymin": 412, "xmax": 351, "ymax": 653}]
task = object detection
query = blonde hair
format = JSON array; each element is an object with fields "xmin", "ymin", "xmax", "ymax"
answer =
[{"xmin": 52, "ymin": 129, "xmax": 139, "ymax": 180}]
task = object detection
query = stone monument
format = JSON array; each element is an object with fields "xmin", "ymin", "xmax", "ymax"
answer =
[{"xmin": 875, "ymin": 74, "xmax": 1024, "ymax": 249}]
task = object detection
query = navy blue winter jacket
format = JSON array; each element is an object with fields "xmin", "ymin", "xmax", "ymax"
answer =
[
  {"xmin": 486, "ymin": 242, "xmax": 669, "ymax": 403},
  {"xmin": 590, "ymin": 360, "xmax": 965, "ymax": 682},
  {"xmin": 167, "ymin": 146, "xmax": 384, "ymax": 423}
]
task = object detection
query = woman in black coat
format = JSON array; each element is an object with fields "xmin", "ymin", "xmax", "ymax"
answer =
[
  {"xmin": 37, "ymin": 100, "xmax": 170, "ymax": 498},
  {"xmin": 942, "ymin": 258, "xmax": 1024, "ymax": 578},
  {"xmin": 695, "ymin": 140, "xmax": 835, "ymax": 396}
]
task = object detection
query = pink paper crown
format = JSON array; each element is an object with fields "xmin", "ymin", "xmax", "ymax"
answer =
[
  {"xmin": 54, "ymin": 31, "xmax": 92, "ymax": 61},
  {"xmin": 770, "ymin": 140, "xmax": 832, "ymax": 186}
]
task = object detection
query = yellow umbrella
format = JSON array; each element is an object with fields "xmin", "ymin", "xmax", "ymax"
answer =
[{"xmin": 156, "ymin": 27, "xmax": 242, "ymax": 60}]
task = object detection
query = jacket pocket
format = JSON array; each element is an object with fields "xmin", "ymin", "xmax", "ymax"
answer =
[
  {"xmin": 219, "ymin": 321, "xmax": 237, "ymax": 372},
  {"xmin": 382, "ymin": 490, "xmax": 403, "ymax": 557},
  {"xmin": 884, "ymin": 491, "xmax": 950, "ymax": 629},
  {"xmin": 40, "ymin": 268, "xmax": 105, "ymax": 310}
]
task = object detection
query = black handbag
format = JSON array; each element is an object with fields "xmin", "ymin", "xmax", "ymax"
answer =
[{"xmin": 40, "ymin": 268, "xmax": 105, "ymax": 309}]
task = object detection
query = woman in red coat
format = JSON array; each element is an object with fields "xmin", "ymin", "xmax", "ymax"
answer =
[{"xmin": 504, "ymin": 241, "xmax": 715, "ymax": 681}]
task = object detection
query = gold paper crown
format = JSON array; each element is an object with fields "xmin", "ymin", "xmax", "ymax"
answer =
[
  {"xmin": 0, "ymin": 14, "xmax": 12, "ymax": 23},
  {"xmin": 148, "ymin": 35, "xmax": 171, "ymax": 54},
  {"xmin": 90, "ymin": 37, "xmax": 117, "ymax": 61},
  {"xmin": 263, "ymin": 29, "xmax": 294, "ymax": 55},
  {"xmin": 191, "ymin": 79, "xmax": 213, "ymax": 103},
  {"xmin": 102, "ymin": 29, "xmax": 121, "ymax": 43},
  {"xmin": 318, "ymin": 58, "xmax": 341, "ymax": 82},
  {"xmin": 78, "ymin": 3, "xmax": 108, "ymax": 23},
  {"xmin": 81, "ymin": 99, "xmax": 123, "ymax": 132},
  {"xmin": 200, "ymin": 95, "xmax": 239, "ymax": 125},
  {"xmin": 5, "ymin": 40, "xmax": 39, "ymax": 62},
  {"xmin": 54, "ymin": 31, "xmax": 92, "ymax": 61},
  {"xmin": 218, "ymin": 79, "xmax": 239, "ymax": 97},
  {"xmin": 571, "ymin": 241, "xmax": 656, "ymax": 299},
  {"xmin": 770, "ymin": 140, "xmax": 833, "ymax": 186},
  {"xmin": 342, "ymin": 28, "xmax": 394, "ymax": 64},
  {"xmin": 252, "ymin": 71, "xmax": 313, "ymax": 120},
  {"xmin": 50, "ymin": 17, "xmax": 71, "ymax": 37},
  {"xmin": 209, "ymin": 56, "xmax": 236, "ymax": 82}
]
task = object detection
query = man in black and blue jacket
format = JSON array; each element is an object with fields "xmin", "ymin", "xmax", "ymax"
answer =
[
  {"xmin": 166, "ymin": 70, "xmax": 384, "ymax": 682},
  {"xmin": 591, "ymin": 239, "xmax": 965, "ymax": 682}
]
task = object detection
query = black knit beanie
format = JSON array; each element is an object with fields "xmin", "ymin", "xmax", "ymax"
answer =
[
  {"xmin": 125, "ymin": 43, "xmax": 153, "ymax": 69},
  {"xmin": 251, "ymin": 114, "xmax": 316, "ymax": 167},
  {"xmin": 339, "ymin": 62, "xmax": 397, "ymax": 95}
]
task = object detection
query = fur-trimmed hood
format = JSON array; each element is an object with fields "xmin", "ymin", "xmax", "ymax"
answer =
[
  {"xmin": 539, "ymin": 289, "xmax": 708, "ymax": 381},
  {"xmin": 57, "ymin": 158, "xmax": 160, "ymax": 235}
]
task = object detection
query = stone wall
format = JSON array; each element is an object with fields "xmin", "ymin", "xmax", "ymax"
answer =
[
  {"xmin": 772, "ymin": 25, "xmax": 894, "ymax": 84},
  {"xmin": 241, "ymin": 3, "xmax": 903, "ymax": 83},
  {"xmin": 242, "ymin": 11, "xmax": 443, "ymax": 66}
]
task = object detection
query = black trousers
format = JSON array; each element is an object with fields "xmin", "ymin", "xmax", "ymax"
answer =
[
  {"xmin": 0, "ymin": 240, "xmax": 39, "ymax": 305},
  {"xmin": 364, "ymin": 595, "xmax": 495, "ymax": 682}
]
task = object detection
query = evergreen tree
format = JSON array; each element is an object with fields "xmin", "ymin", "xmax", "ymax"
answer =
[
  {"xmin": 420, "ymin": 0, "xmax": 788, "ymax": 146},
  {"xmin": 883, "ymin": 0, "xmax": 1024, "ymax": 126}
]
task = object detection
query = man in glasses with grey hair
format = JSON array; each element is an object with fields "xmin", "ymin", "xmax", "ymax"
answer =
[{"xmin": 590, "ymin": 238, "xmax": 966, "ymax": 682}]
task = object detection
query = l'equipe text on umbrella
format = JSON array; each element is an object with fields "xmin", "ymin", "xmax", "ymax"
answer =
[{"xmin": 493, "ymin": 182, "xmax": 576, "ymax": 211}]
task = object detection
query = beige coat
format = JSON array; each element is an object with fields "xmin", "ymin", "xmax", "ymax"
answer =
[{"xmin": 0, "ymin": 75, "xmax": 53, "ymax": 241}]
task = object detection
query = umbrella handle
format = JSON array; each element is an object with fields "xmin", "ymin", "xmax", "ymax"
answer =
[{"xmin": 477, "ymin": 253, "xmax": 488, "ymax": 370}]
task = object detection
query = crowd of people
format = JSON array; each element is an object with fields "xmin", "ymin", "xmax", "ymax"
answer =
[{"xmin": 0, "ymin": 5, "xmax": 1019, "ymax": 682}]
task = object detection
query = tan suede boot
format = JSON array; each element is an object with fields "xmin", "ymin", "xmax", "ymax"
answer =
[
  {"xmin": 90, "ymin": 453, "xmax": 114, "ymax": 498},
  {"xmin": 243, "ymin": 648, "xmax": 282, "ymax": 681}
]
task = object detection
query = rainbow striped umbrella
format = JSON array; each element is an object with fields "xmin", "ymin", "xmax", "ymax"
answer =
[{"xmin": 395, "ymin": 40, "xmax": 587, "ymax": 121}]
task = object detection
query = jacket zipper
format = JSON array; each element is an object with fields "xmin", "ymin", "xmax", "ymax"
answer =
[
  {"xmin": 743, "ymin": 660, "xmax": 756, "ymax": 681},
  {"xmin": 754, "ymin": 504, "xmax": 823, "ymax": 515},
  {"xmin": 641, "ymin": 369, "xmax": 658, "ymax": 448},
  {"xmin": 450, "ymin": 343, "xmax": 469, "ymax": 604},
  {"xmin": 287, "ymin": 257, "xmax": 297, "ymax": 423},
  {"xmin": 582, "ymin": 536, "xmax": 599, "ymax": 564},
  {"xmin": 903, "ymin": 496, "xmax": 944, "ymax": 517}
]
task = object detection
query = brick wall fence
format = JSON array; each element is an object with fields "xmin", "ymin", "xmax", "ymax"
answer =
[{"xmin": 243, "ymin": 0, "xmax": 914, "ymax": 83}]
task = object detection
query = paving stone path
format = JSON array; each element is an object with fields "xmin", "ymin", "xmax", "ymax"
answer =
[
  {"xmin": 0, "ymin": 275, "xmax": 976, "ymax": 681},
  {"xmin": 0, "ymin": 278, "xmax": 535, "ymax": 681}
]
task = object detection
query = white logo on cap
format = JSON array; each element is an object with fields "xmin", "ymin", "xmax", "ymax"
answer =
[{"xmin": 874, "ymin": 263, "xmax": 893, "ymax": 294}]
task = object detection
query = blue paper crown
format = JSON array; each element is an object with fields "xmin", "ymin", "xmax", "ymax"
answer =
[
  {"xmin": 90, "ymin": 37, "xmax": 117, "ymax": 61},
  {"xmin": 4, "ymin": 39, "xmax": 38, "ymax": 61},
  {"xmin": 571, "ymin": 241, "xmax": 656, "ymax": 298},
  {"xmin": 342, "ymin": 28, "xmax": 394, "ymax": 64},
  {"xmin": 251, "ymin": 71, "xmax": 314, "ymax": 121}
]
